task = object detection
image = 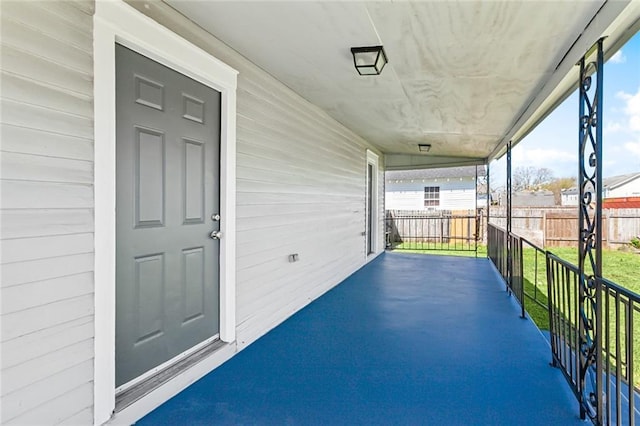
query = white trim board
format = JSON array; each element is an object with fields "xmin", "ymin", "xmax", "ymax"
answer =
[
  {"xmin": 93, "ymin": 1, "xmax": 238, "ymax": 424},
  {"xmin": 366, "ymin": 149, "xmax": 380, "ymax": 258}
]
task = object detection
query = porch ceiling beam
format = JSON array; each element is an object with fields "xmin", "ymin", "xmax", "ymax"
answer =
[
  {"xmin": 488, "ymin": 0, "xmax": 640, "ymax": 162},
  {"xmin": 384, "ymin": 154, "xmax": 485, "ymax": 171}
]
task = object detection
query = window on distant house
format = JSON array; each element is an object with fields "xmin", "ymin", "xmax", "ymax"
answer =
[{"xmin": 424, "ymin": 186, "xmax": 440, "ymax": 207}]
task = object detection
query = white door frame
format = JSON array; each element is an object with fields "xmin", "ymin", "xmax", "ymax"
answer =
[
  {"xmin": 366, "ymin": 150, "xmax": 379, "ymax": 257},
  {"xmin": 93, "ymin": 2, "xmax": 237, "ymax": 424}
]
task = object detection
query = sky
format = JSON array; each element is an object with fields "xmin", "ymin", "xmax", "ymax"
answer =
[{"xmin": 490, "ymin": 31, "xmax": 640, "ymax": 189}]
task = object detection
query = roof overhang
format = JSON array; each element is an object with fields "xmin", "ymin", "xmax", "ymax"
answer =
[
  {"xmin": 163, "ymin": 0, "xmax": 640, "ymax": 169},
  {"xmin": 489, "ymin": 0, "xmax": 640, "ymax": 161}
]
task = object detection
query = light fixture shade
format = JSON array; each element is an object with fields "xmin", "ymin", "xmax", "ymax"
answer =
[
  {"xmin": 418, "ymin": 144, "xmax": 431, "ymax": 152},
  {"xmin": 351, "ymin": 46, "xmax": 387, "ymax": 76}
]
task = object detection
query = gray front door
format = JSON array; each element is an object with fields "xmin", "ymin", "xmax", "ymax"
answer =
[{"xmin": 115, "ymin": 45, "xmax": 221, "ymax": 387}]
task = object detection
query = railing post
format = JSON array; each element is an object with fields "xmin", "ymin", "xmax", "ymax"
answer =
[
  {"xmin": 578, "ymin": 38, "xmax": 604, "ymax": 424},
  {"xmin": 506, "ymin": 141, "xmax": 512, "ymax": 294},
  {"xmin": 475, "ymin": 165, "xmax": 478, "ymax": 257},
  {"xmin": 486, "ymin": 163, "xmax": 491, "ymax": 256},
  {"xmin": 519, "ymin": 237, "xmax": 525, "ymax": 319}
]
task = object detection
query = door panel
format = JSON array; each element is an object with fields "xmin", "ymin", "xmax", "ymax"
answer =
[{"xmin": 115, "ymin": 45, "xmax": 221, "ymax": 387}]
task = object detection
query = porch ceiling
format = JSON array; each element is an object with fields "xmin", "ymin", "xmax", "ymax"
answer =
[{"xmin": 165, "ymin": 1, "xmax": 640, "ymax": 168}]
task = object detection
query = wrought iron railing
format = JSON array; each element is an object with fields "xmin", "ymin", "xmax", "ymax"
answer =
[
  {"xmin": 521, "ymin": 237, "xmax": 548, "ymax": 314},
  {"xmin": 601, "ymin": 277, "xmax": 639, "ymax": 425},
  {"xmin": 509, "ymin": 232, "xmax": 525, "ymax": 318},
  {"xmin": 546, "ymin": 252, "xmax": 581, "ymax": 400},
  {"xmin": 385, "ymin": 210, "xmax": 477, "ymax": 252},
  {"xmin": 487, "ymin": 223, "xmax": 524, "ymax": 316},
  {"xmin": 547, "ymin": 254, "xmax": 640, "ymax": 425},
  {"xmin": 489, "ymin": 224, "xmax": 640, "ymax": 425},
  {"xmin": 487, "ymin": 223, "xmax": 506, "ymax": 277}
]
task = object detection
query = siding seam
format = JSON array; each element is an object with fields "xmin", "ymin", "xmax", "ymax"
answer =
[
  {"xmin": 1, "ymin": 15, "xmax": 92, "ymax": 54},
  {"xmin": 1, "ymin": 70, "xmax": 93, "ymax": 101},
  {"xmin": 0, "ymin": 41, "xmax": 93, "ymax": 78},
  {"xmin": 0, "ymin": 97, "xmax": 94, "ymax": 121}
]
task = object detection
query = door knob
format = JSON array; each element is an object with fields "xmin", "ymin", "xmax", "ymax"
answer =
[
  {"xmin": 210, "ymin": 230, "xmax": 222, "ymax": 240},
  {"xmin": 211, "ymin": 214, "xmax": 221, "ymax": 221}
]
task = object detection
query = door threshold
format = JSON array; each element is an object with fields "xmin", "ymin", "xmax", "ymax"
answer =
[{"xmin": 115, "ymin": 338, "xmax": 226, "ymax": 412}]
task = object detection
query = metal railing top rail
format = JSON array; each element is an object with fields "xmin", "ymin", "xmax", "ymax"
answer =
[
  {"xmin": 602, "ymin": 276, "xmax": 640, "ymax": 301},
  {"xmin": 546, "ymin": 252, "xmax": 581, "ymax": 274},
  {"xmin": 520, "ymin": 236, "xmax": 545, "ymax": 254}
]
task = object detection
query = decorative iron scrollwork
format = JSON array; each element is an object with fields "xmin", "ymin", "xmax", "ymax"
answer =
[{"xmin": 578, "ymin": 39, "xmax": 604, "ymax": 423}]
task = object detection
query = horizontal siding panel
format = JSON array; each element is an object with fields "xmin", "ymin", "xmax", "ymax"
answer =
[
  {"xmin": 237, "ymin": 118, "xmax": 363, "ymax": 165},
  {"xmin": 236, "ymin": 191, "xmax": 361, "ymax": 206},
  {"xmin": 0, "ymin": 209, "xmax": 93, "ymax": 239},
  {"xmin": 237, "ymin": 93, "xmax": 366, "ymax": 158},
  {"xmin": 237, "ymin": 104, "xmax": 365, "ymax": 161},
  {"xmin": 1, "ymin": 294, "xmax": 94, "ymax": 342},
  {"xmin": 237, "ymin": 207, "xmax": 363, "ymax": 233},
  {"xmin": 1, "ymin": 272, "xmax": 93, "ymax": 314},
  {"xmin": 1, "ymin": 152, "xmax": 92, "ymax": 184},
  {"xmin": 235, "ymin": 207, "xmax": 362, "ymax": 233},
  {"xmin": 1, "ymin": 124, "xmax": 93, "ymax": 161},
  {"xmin": 1, "ymin": 44, "xmax": 93, "ymax": 97},
  {"xmin": 236, "ymin": 165, "xmax": 362, "ymax": 191},
  {"xmin": 0, "ymin": 19, "xmax": 92, "ymax": 73},
  {"xmin": 1, "ymin": 316, "xmax": 93, "ymax": 369},
  {"xmin": 1, "ymin": 2, "xmax": 93, "ymax": 52},
  {"xmin": 58, "ymin": 407, "xmax": 94, "ymax": 426},
  {"xmin": 35, "ymin": 0, "xmax": 94, "ymax": 33},
  {"xmin": 236, "ymin": 232, "xmax": 363, "ymax": 285},
  {"xmin": 1, "ymin": 252, "xmax": 94, "ymax": 288},
  {"xmin": 1, "ymin": 365, "xmax": 93, "ymax": 424},
  {"xmin": 1, "ymin": 338, "xmax": 93, "ymax": 396},
  {"xmin": 1, "ymin": 98, "xmax": 94, "ymax": 139},
  {"xmin": 1, "ymin": 180, "xmax": 93, "ymax": 209},
  {"xmin": 1, "ymin": 233, "xmax": 94, "ymax": 264},
  {"xmin": 235, "ymin": 201, "xmax": 361, "ymax": 219},
  {"xmin": 238, "ymin": 75, "xmax": 364, "ymax": 145},
  {"xmin": 236, "ymin": 148, "xmax": 361, "ymax": 182},
  {"xmin": 1, "ymin": 72, "xmax": 92, "ymax": 118},
  {"xmin": 0, "ymin": 2, "xmax": 95, "ymax": 425}
]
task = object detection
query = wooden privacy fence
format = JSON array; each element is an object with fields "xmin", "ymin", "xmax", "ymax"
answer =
[{"xmin": 489, "ymin": 207, "xmax": 640, "ymax": 248}]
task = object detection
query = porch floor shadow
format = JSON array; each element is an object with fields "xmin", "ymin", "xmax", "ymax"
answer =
[{"xmin": 138, "ymin": 252, "xmax": 581, "ymax": 425}]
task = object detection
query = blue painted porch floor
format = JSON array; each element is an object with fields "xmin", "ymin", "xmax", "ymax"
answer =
[{"xmin": 139, "ymin": 252, "xmax": 582, "ymax": 425}]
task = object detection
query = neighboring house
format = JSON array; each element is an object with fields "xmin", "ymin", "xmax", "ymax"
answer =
[
  {"xmin": 513, "ymin": 190, "xmax": 556, "ymax": 207},
  {"xmin": 386, "ymin": 166, "xmax": 485, "ymax": 211},
  {"xmin": 604, "ymin": 172, "xmax": 640, "ymax": 198},
  {"xmin": 561, "ymin": 172, "xmax": 640, "ymax": 206},
  {"xmin": 561, "ymin": 187, "xmax": 580, "ymax": 206}
]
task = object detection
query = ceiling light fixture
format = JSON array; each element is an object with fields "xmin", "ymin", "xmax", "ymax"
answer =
[
  {"xmin": 350, "ymin": 46, "xmax": 387, "ymax": 76},
  {"xmin": 418, "ymin": 144, "xmax": 431, "ymax": 152}
]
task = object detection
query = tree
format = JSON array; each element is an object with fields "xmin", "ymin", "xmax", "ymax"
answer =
[
  {"xmin": 542, "ymin": 177, "xmax": 576, "ymax": 205},
  {"xmin": 512, "ymin": 166, "xmax": 554, "ymax": 191}
]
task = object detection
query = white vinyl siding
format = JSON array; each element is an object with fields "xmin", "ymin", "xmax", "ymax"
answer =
[
  {"xmin": 0, "ymin": 1, "xmax": 95, "ymax": 425},
  {"xmin": 607, "ymin": 177, "xmax": 640, "ymax": 198},
  {"xmin": 2, "ymin": 1, "xmax": 386, "ymax": 423},
  {"xmin": 387, "ymin": 178, "xmax": 476, "ymax": 211},
  {"xmin": 128, "ymin": 1, "xmax": 385, "ymax": 349}
]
